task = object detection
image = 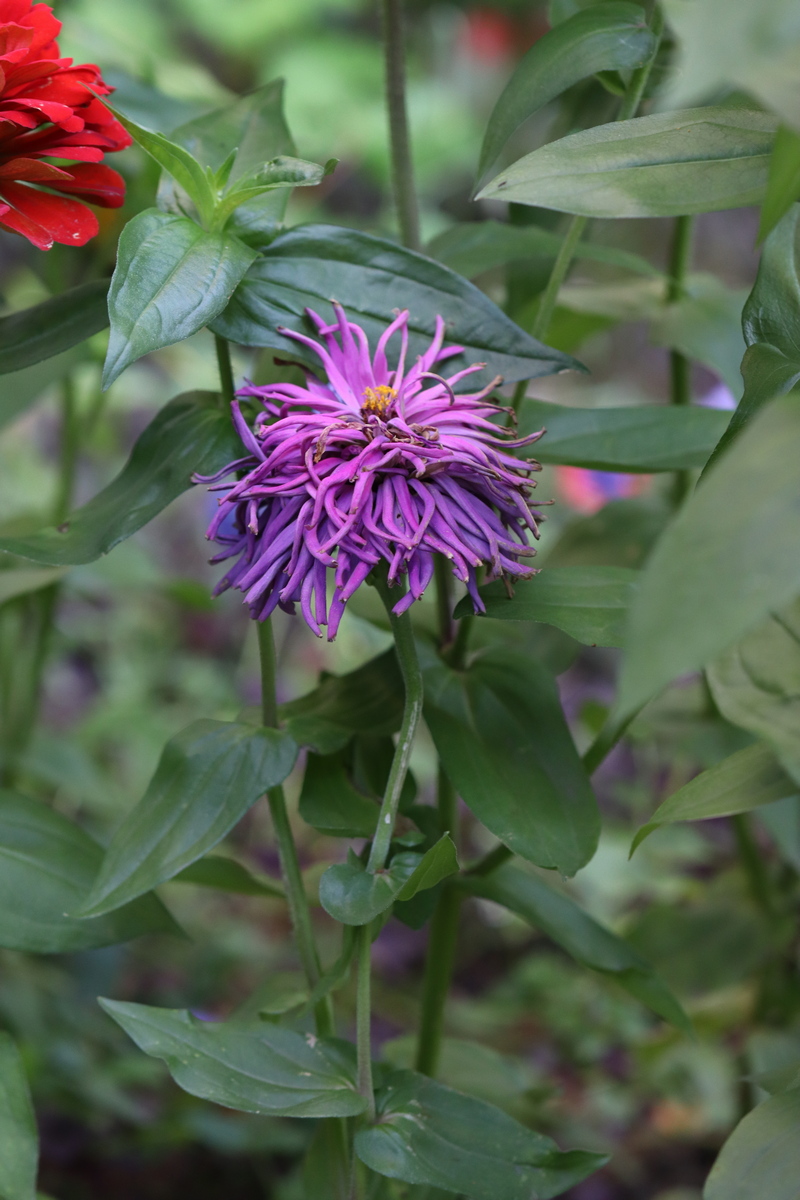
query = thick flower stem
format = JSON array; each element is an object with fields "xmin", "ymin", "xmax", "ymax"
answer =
[
  {"xmin": 256, "ymin": 620, "xmax": 333, "ymax": 1037},
  {"xmin": 215, "ymin": 334, "xmax": 236, "ymax": 408},
  {"xmin": 414, "ymin": 880, "xmax": 460, "ymax": 1076},
  {"xmin": 356, "ymin": 923, "xmax": 376, "ymax": 1121},
  {"xmin": 366, "ymin": 579, "xmax": 424, "ymax": 873},
  {"xmin": 382, "ymin": 0, "xmax": 421, "ymax": 253}
]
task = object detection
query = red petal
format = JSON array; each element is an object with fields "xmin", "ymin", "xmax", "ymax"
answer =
[
  {"xmin": 45, "ymin": 162, "xmax": 126, "ymax": 208},
  {"xmin": 0, "ymin": 156, "xmax": 72, "ymax": 182},
  {"xmin": 0, "ymin": 180, "xmax": 98, "ymax": 246},
  {"xmin": 0, "ymin": 23, "xmax": 34, "ymax": 63},
  {"xmin": 0, "ymin": 200, "xmax": 53, "ymax": 249},
  {"xmin": 24, "ymin": 4, "xmax": 62, "ymax": 58}
]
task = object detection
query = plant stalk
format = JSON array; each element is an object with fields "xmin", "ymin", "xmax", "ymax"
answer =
[
  {"xmin": 667, "ymin": 214, "xmax": 695, "ymax": 506},
  {"xmin": 381, "ymin": 0, "xmax": 421, "ymax": 252},
  {"xmin": 215, "ymin": 333, "xmax": 236, "ymax": 407},
  {"xmin": 356, "ymin": 923, "xmax": 376, "ymax": 1121},
  {"xmin": 414, "ymin": 881, "xmax": 461, "ymax": 1075}
]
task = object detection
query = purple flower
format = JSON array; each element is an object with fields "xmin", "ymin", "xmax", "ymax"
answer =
[{"xmin": 199, "ymin": 306, "xmax": 545, "ymax": 639}]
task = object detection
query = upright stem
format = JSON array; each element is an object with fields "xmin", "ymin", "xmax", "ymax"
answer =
[
  {"xmin": 215, "ymin": 333, "xmax": 236, "ymax": 407},
  {"xmin": 434, "ymin": 556, "xmax": 454, "ymax": 648},
  {"xmin": 256, "ymin": 620, "xmax": 333, "ymax": 1037},
  {"xmin": 382, "ymin": 0, "xmax": 421, "ymax": 252},
  {"xmin": 414, "ymin": 882, "xmax": 460, "ymax": 1075},
  {"xmin": 667, "ymin": 214, "xmax": 695, "ymax": 506},
  {"xmin": 355, "ymin": 924, "xmax": 376, "ymax": 1121}
]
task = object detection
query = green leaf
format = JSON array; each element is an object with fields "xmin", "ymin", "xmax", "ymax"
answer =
[
  {"xmin": 422, "ymin": 645, "xmax": 599, "ymax": 876},
  {"xmin": 0, "ymin": 1033, "xmax": 37, "ymax": 1200},
  {"xmin": 703, "ymin": 1088, "xmax": 800, "ymax": 1200},
  {"xmin": 99, "ymin": 1000, "xmax": 367, "ymax": 1119},
  {"xmin": 463, "ymin": 864, "xmax": 690, "ymax": 1031},
  {"xmin": 478, "ymin": 108, "xmax": 777, "ymax": 218},
  {"xmin": 427, "ymin": 219, "xmax": 662, "ymax": 280},
  {"xmin": 102, "ymin": 210, "xmax": 257, "ymax": 388},
  {"xmin": 0, "ymin": 789, "xmax": 178, "ymax": 953},
  {"xmin": 0, "ymin": 348, "xmax": 89, "ymax": 432},
  {"xmin": 215, "ymin": 155, "xmax": 332, "ymax": 226},
  {"xmin": 477, "ymin": 2, "xmax": 656, "ymax": 183},
  {"xmin": 0, "ymin": 391, "xmax": 239, "ymax": 566},
  {"xmin": 758, "ymin": 795, "xmax": 800, "ymax": 872},
  {"xmin": 172, "ymin": 854, "xmax": 285, "ymax": 899},
  {"xmin": 759, "ymin": 126, "xmax": 800, "ymax": 241},
  {"xmin": 518, "ymin": 397, "xmax": 729, "ymax": 472},
  {"xmin": 630, "ymin": 742, "xmax": 798, "ymax": 855},
  {"xmin": 211, "ymin": 224, "xmax": 580, "ymax": 387},
  {"xmin": 707, "ymin": 599, "xmax": 800, "ymax": 783},
  {"xmin": 661, "ymin": 0, "xmax": 800, "ymax": 133},
  {"xmin": 0, "ymin": 281, "xmax": 109, "ymax": 375},
  {"xmin": 650, "ymin": 274, "xmax": 748, "ymax": 397},
  {"xmin": 299, "ymin": 751, "xmax": 379, "ymax": 838},
  {"xmin": 455, "ymin": 566, "xmax": 637, "ymax": 647},
  {"xmin": 616, "ymin": 394, "xmax": 800, "ymax": 719},
  {"xmin": 79, "ymin": 720, "xmax": 297, "ymax": 916},
  {"xmin": 280, "ymin": 648, "xmax": 404, "ymax": 754},
  {"xmin": 0, "ymin": 567, "xmax": 66, "ymax": 607},
  {"xmin": 382, "ymin": 1035, "xmax": 541, "ymax": 1117},
  {"xmin": 355, "ymin": 1069, "xmax": 607, "ymax": 1200},
  {"xmin": 546, "ymin": 497, "xmax": 669, "ymax": 569},
  {"xmin": 319, "ymin": 835, "xmax": 458, "ymax": 925},
  {"xmin": 705, "ymin": 206, "xmax": 800, "ymax": 471},
  {"xmin": 108, "ymin": 107, "xmax": 216, "ymax": 223}
]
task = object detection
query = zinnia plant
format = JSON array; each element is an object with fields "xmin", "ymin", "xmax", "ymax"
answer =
[{"xmin": 0, "ymin": 0, "xmax": 129, "ymax": 250}]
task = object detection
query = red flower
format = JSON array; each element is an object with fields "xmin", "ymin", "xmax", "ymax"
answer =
[{"xmin": 0, "ymin": 0, "xmax": 131, "ymax": 250}]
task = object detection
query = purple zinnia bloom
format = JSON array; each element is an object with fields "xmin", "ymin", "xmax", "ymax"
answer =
[{"xmin": 199, "ymin": 305, "xmax": 545, "ymax": 639}]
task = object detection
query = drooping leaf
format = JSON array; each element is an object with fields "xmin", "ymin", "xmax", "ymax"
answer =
[
  {"xmin": 423, "ymin": 645, "xmax": 599, "ymax": 876},
  {"xmin": 759, "ymin": 126, "xmax": 800, "ymax": 241},
  {"xmin": 0, "ymin": 392, "xmax": 240, "ymax": 566},
  {"xmin": 0, "ymin": 281, "xmax": 109, "ymax": 375},
  {"xmin": 0, "ymin": 348, "xmax": 88, "ymax": 431},
  {"xmin": 518, "ymin": 398, "xmax": 729, "ymax": 472},
  {"xmin": 102, "ymin": 210, "xmax": 257, "ymax": 388},
  {"xmin": 173, "ymin": 854, "xmax": 285, "ymax": 898},
  {"xmin": 355, "ymin": 1069, "xmax": 607, "ymax": 1200},
  {"xmin": 705, "ymin": 206, "xmax": 800, "ymax": 471},
  {"xmin": 211, "ymin": 224, "xmax": 580, "ymax": 387},
  {"xmin": 319, "ymin": 836, "xmax": 458, "ymax": 925},
  {"xmin": 0, "ymin": 789, "xmax": 178, "ymax": 953},
  {"xmin": 703, "ymin": 1087, "xmax": 800, "ymax": 1200},
  {"xmin": 661, "ymin": 0, "xmax": 800, "ymax": 133},
  {"xmin": 630, "ymin": 742, "xmax": 798, "ymax": 855},
  {"xmin": 616, "ymin": 395, "xmax": 800, "ymax": 719},
  {"xmin": 299, "ymin": 751, "xmax": 380, "ymax": 838},
  {"xmin": 280, "ymin": 648, "xmax": 404, "ymax": 755},
  {"xmin": 100, "ymin": 1000, "xmax": 367, "ymax": 1119},
  {"xmin": 455, "ymin": 566, "xmax": 637, "ymax": 647},
  {"xmin": 463, "ymin": 864, "xmax": 690, "ymax": 1031},
  {"xmin": 79, "ymin": 721, "xmax": 297, "ymax": 916},
  {"xmin": 707, "ymin": 599, "xmax": 800, "ymax": 783},
  {"xmin": 477, "ymin": 3, "xmax": 656, "ymax": 183},
  {"xmin": 0, "ymin": 568, "xmax": 66, "ymax": 607},
  {"xmin": 427, "ymin": 220, "xmax": 662, "ymax": 281},
  {"xmin": 0, "ymin": 1033, "xmax": 37, "ymax": 1200},
  {"xmin": 478, "ymin": 108, "xmax": 777, "ymax": 218}
]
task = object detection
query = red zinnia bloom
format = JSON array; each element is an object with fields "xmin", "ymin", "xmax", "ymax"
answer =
[{"xmin": 0, "ymin": 0, "xmax": 131, "ymax": 250}]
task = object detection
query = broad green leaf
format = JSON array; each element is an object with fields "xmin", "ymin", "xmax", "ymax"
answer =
[
  {"xmin": 0, "ymin": 281, "xmax": 109, "ymax": 375},
  {"xmin": 705, "ymin": 206, "xmax": 800, "ymax": 471},
  {"xmin": 703, "ymin": 1088, "xmax": 800, "ymax": 1200},
  {"xmin": 707, "ymin": 599, "xmax": 800, "ymax": 783},
  {"xmin": 630, "ymin": 742, "xmax": 797, "ymax": 855},
  {"xmin": 299, "ymin": 751, "xmax": 379, "ymax": 838},
  {"xmin": 463, "ymin": 864, "xmax": 689, "ymax": 1031},
  {"xmin": 760, "ymin": 126, "xmax": 800, "ymax": 241},
  {"xmin": 173, "ymin": 854, "xmax": 285, "ymax": 898},
  {"xmin": 103, "ymin": 210, "xmax": 257, "ymax": 388},
  {"xmin": 477, "ymin": 3, "xmax": 656, "ymax": 182},
  {"xmin": 100, "ymin": 1000, "xmax": 367, "ymax": 1119},
  {"xmin": 382, "ymin": 1036, "xmax": 540, "ymax": 1117},
  {"xmin": 0, "ymin": 348, "xmax": 88, "ymax": 431},
  {"xmin": 355, "ymin": 1069, "xmax": 606, "ymax": 1200},
  {"xmin": 211, "ymin": 224, "xmax": 580, "ymax": 387},
  {"xmin": 0, "ymin": 568, "xmax": 66, "ymax": 607},
  {"xmin": 0, "ymin": 789, "xmax": 178, "ymax": 953},
  {"xmin": 518, "ymin": 397, "xmax": 729, "ymax": 472},
  {"xmin": 428, "ymin": 219, "xmax": 662, "ymax": 280},
  {"xmin": 478, "ymin": 108, "xmax": 777, "ymax": 218},
  {"xmin": 280, "ymin": 648, "xmax": 404, "ymax": 755},
  {"xmin": 616, "ymin": 395, "xmax": 800, "ymax": 719},
  {"xmin": 79, "ymin": 720, "xmax": 297, "ymax": 916},
  {"xmin": 650, "ymin": 274, "xmax": 748, "ymax": 396},
  {"xmin": 423, "ymin": 645, "xmax": 599, "ymax": 876},
  {"xmin": 0, "ymin": 1033, "xmax": 37, "ymax": 1200},
  {"xmin": 661, "ymin": 0, "xmax": 800, "ymax": 133},
  {"xmin": 319, "ymin": 836, "xmax": 458, "ymax": 925},
  {"xmin": 0, "ymin": 391, "xmax": 239, "ymax": 566},
  {"xmin": 546, "ymin": 498, "xmax": 669, "ymax": 569},
  {"xmin": 455, "ymin": 566, "xmax": 637, "ymax": 647},
  {"xmin": 109, "ymin": 107, "xmax": 216, "ymax": 223}
]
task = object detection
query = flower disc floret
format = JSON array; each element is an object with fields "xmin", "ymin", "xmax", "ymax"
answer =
[{"xmin": 200, "ymin": 305, "xmax": 545, "ymax": 639}]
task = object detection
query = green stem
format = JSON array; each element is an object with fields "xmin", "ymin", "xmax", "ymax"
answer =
[
  {"xmin": 467, "ymin": 842, "xmax": 512, "ymax": 877},
  {"xmin": 582, "ymin": 708, "xmax": 638, "ymax": 775},
  {"xmin": 256, "ymin": 620, "xmax": 332, "ymax": 1036},
  {"xmin": 616, "ymin": 5, "xmax": 664, "ymax": 122},
  {"xmin": 356, "ymin": 923, "xmax": 376, "ymax": 1121},
  {"xmin": 215, "ymin": 333, "xmax": 236, "ymax": 407},
  {"xmin": 732, "ymin": 813, "xmax": 777, "ymax": 919},
  {"xmin": 366, "ymin": 578, "xmax": 424, "ymax": 872},
  {"xmin": 53, "ymin": 376, "xmax": 80, "ymax": 526},
  {"xmin": 382, "ymin": 0, "xmax": 421, "ymax": 252},
  {"xmin": 414, "ymin": 882, "xmax": 461, "ymax": 1075},
  {"xmin": 667, "ymin": 214, "xmax": 695, "ymax": 506}
]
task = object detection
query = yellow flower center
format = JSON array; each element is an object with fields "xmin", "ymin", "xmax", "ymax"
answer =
[{"xmin": 362, "ymin": 384, "xmax": 397, "ymax": 416}]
